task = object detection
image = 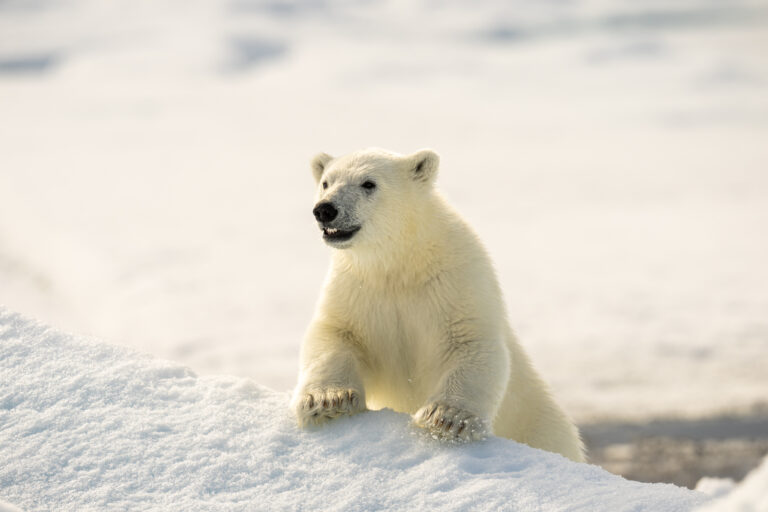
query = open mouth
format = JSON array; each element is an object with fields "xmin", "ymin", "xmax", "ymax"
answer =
[{"xmin": 322, "ymin": 226, "xmax": 360, "ymax": 243}]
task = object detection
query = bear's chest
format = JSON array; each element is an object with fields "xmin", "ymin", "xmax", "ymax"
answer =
[
  {"xmin": 336, "ymin": 282, "xmax": 449, "ymax": 370},
  {"xmin": 345, "ymin": 290, "xmax": 447, "ymax": 411}
]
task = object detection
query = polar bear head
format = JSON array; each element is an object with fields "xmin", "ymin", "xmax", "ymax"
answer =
[{"xmin": 310, "ymin": 148, "xmax": 440, "ymax": 250}]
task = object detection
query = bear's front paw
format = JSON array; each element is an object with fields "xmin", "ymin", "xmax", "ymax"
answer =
[
  {"xmin": 295, "ymin": 388, "xmax": 365, "ymax": 427},
  {"xmin": 414, "ymin": 402, "xmax": 489, "ymax": 442}
]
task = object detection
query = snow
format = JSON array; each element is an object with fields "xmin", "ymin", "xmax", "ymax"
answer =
[
  {"xmin": 0, "ymin": 501, "xmax": 22, "ymax": 512},
  {"xmin": 0, "ymin": 1, "xmax": 767, "ymax": 425},
  {"xmin": 695, "ymin": 477, "xmax": 736, "ymax": 500},
  {"xmin": 696, "ymin": 455, "xmax": 768, "ymax": 511},
  {"xmin": 0, "ymin": 308, "xmax": 709, "ymax": 511}
]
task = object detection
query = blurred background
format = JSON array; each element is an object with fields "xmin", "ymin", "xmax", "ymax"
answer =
[{"xmin": 1, "ymin": 0, "xmax": 767, "ymax": 489}]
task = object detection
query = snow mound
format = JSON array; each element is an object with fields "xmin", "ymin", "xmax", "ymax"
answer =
[
  {"xmin": 0, "ymin": 501, "xmax": 23, "ymax": 512},
  {"xmin": 695, "ymin": 477, "xmax": 736, "ymax": 499},
  {"xmin": 0, "ymin": 308, "xmax": 707, "ymax": 511},
  {"xmin": 697, "ymin": 455, "xmax": 768, "ymax": 512}
]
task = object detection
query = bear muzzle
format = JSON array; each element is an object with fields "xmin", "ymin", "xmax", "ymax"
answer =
[{"xmin": 321, "ymin": 226, "xmax": 361, "ymax": 244}]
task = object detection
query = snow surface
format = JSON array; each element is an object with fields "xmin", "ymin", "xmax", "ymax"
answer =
[
  {"xmin": 697, "ymin": 455, "xmax": 768, "ymax": 511},
  {"xmin": 1, "ymin": 0, "xmax": 767, "ymax": 424},
  {"xmin": 0, "ymin": 308, "xmax": 709, "ymax": 511},
  {"xmin": 695, "ymin": 477, "xmax": 736, "ymax": 500},
  {"xmin": 0, "ymin": 501, "xmax": 22, "ymax": 512}
]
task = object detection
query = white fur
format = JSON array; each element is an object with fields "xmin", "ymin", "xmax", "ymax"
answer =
[{"xmin": 293, "ymin": 148, "xmax": 585, "ymax": 462}]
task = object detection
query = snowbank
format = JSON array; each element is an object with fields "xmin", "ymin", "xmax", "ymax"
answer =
[
  {"xmin": 697, "ymin": 455, "xmax": 768, "ymax": 512},
  {"xmin": 0, "ymin": 501, "xmax": 23, "ymax": 512},
  {"xmin": 0, "ymin": 309, "xmax": 707, "ymax": 511}
]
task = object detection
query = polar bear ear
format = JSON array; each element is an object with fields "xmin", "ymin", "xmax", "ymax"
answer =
[
  {"xmin": 407, "ymin": 149, "xmax": 440, "ymax": 185},
  {"xmin": 311, "ymin": 152, "xmax": 334, "ymax": 183}
]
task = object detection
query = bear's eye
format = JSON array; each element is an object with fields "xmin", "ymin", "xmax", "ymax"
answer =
[
  {"xmin": 322, "ymin": 181, "xmax": 328, "ymax": 190},
  {"xmin": 361, "ymin": 181, "xmax": 376, "ymax": 190}
]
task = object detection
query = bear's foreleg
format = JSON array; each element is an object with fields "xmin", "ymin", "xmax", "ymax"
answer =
[
  {"xmin": 414, "ymin": 339, "xmax": 509, "ymax": 441},
  {"xmin": 292, "ymin": 325, "xmax": 367, "ymax": 428}
]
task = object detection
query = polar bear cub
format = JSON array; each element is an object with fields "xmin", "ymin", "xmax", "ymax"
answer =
[{"xmin": 292, "ymin": 148, "xmax": 585, "ymax": 462}]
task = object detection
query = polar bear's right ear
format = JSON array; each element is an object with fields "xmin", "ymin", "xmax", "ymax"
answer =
[{"xmin": 311, "ymin": 152, "xmax": 334, "ymax": 183}]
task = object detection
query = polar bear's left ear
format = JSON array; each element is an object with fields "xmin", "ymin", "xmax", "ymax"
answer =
[
  {"xmin": 407, "ymin": 149, "xmax": 440, "ymax": 185},
  {"xmin": 311, "ymin": 152, "xmax": 334, "ymax": 183}
]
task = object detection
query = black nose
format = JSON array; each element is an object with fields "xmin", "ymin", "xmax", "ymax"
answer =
[{"xmin": 313, "ymin": 202, "xmax": 338, "ymax": 223}]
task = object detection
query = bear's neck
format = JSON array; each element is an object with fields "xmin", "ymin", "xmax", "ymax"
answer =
[{"xmin": 333, "ymin": 193, "xmax": 456, "ymax": 290}]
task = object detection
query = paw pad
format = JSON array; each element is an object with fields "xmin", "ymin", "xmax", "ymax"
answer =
[
  {"xmin": 414, "ymin": 402, "xmax": 488, "ymax": 442},
  {"xmin": 296, "ymin": 388, "xmax": 364, "ymax": 427}
]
